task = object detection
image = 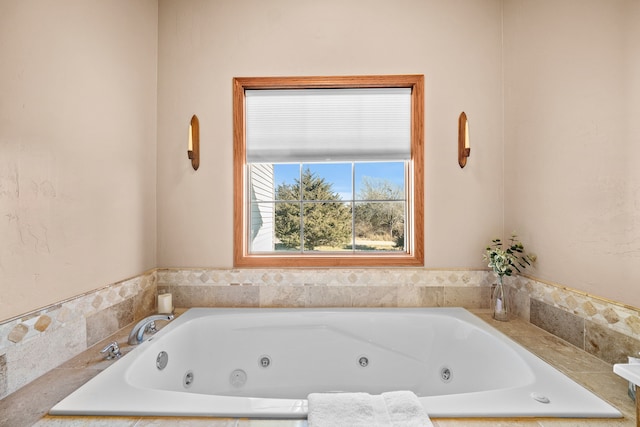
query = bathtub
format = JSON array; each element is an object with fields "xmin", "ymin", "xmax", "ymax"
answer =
[{"xmin": 50, "ymin": 307, "xmax": 621, "ymax": 418}]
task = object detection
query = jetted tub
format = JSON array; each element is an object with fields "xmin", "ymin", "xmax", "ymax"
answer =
[{"xmin": 50, "ymin": 307, "xmax": 621, "ymax": 418}]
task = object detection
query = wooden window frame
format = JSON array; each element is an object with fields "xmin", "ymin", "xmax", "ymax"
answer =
[{"xmin": 233, "ymin": 75, "xmax": 424, "ymax": 268}]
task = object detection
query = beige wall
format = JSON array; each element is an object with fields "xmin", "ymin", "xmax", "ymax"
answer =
[
  {"xmin": 4, "ymin": 0, "xmax": 638, "ymax": 322},
  {"xmin": 0, "ymin": 0, "xmax": 158, "ymax": 320},
  {"xmin": 504, "ymin": 0, "xmax": 640, "ymax": 307},
  {"xmin": 156, "ymin": 0, "xmax": 505, "ymax": 269}
]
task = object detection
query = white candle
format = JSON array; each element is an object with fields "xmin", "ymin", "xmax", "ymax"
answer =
[
  {"xmin": 464, "ymin": 120, "xmax": 470, "ymax": 149},
  {"xmin": 188, "ymin": 124, "xmax": 193, "ymax": 152},
  {"xmin": 158, "ymin": 293, "xmax": 173, "ymax": 314}
]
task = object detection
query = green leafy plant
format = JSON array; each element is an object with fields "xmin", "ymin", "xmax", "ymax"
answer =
[{"xmin": 484, "ymin": 234, "xmax": 535, "ymax": 277}]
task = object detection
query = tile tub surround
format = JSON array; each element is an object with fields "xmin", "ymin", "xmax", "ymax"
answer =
[
  {"xmin": 507, "ymin": 275, "xmax": 640, "ymax": 365},
  {"xmin": 3, "ymin": 266, "xmax": 640, "ymax": 408},
  {"xmin": 0, "ymin": 310, "xmax": 635, "ymax": 427},
  {"xmin": 156, "ymin": 268, "xmax": 495, "ymax": 309},
  {"xmin": 0, "ymin": 270, "xmax": 157, "ymax": 400}
]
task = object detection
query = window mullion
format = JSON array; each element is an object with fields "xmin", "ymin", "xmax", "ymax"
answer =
[
  {"xmin": 351, "ymin": 162, "xmax": 356, "ymax": 253},
  {"xmin": 299, "ymin": 163, "xmax": 304, "ymax": 253}
]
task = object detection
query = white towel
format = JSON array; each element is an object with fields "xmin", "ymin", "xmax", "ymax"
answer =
[{"xmin": 307, "ymin": 391, "xmax": 433, "ymax": 427}]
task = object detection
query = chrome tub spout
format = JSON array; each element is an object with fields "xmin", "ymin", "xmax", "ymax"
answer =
[{"xmin": 127, "ymin": 314, "xmax": 174, "ymax": 345}]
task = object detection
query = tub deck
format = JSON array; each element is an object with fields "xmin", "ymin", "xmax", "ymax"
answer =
[{"xmin": 0, "ymin": 309, "xmax": 635, "ymax": 427}]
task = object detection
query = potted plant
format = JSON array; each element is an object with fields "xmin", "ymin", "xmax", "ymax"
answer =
[{"xmin": 484, "ymin": 234, "xmax": 535, "ymax": 321}]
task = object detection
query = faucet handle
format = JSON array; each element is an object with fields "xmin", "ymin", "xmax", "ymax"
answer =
[
  {"xmin": 145, "ymin": 321, "xmax": 158, "ymax": 334},
  {"xmin": 100, "ymin": 341, "xmax": 122, "ymax": 360}
]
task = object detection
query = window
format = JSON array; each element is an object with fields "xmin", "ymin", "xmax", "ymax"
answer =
[{"xmin": 233, "ymin": 75, "xmax": 424, "ymax": 267}]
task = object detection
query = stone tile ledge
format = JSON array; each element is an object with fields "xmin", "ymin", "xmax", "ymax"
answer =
[
  {"xmin": 508, "ymin": 275, "xmax": 640, "ymax": 343},
  {"xmin": 0, "ymin": 271, "xmax": 156, "ymax": 352},
  {"xmin": 0, "ymin": 271, "xmax": 157, "ymax": 399},
  {"xmin": 156, "ymin": 268, "xmax": 494, "ymax": 287}
]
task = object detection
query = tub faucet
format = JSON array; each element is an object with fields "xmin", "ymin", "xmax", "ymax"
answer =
[
  {"xmin": 100, "ymin": 341, "xmax": 122, "ymax": 359},
  {"xmin": 127, "ymin": 314, "xmax": 174, "ymax": 345}
]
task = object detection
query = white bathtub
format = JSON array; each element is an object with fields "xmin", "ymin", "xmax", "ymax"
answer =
[{"xmin": 50, "ymin": 307, "xmax": 621, "ymax": 418}]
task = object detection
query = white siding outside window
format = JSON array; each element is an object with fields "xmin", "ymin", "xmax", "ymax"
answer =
[{"xmin": 249, "ymin": 163, "xmax": 274, "ymax": 252}]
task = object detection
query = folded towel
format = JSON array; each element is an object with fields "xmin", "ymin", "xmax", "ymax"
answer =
[{"xmin": 307, "ymin": 391, "xmax": 433, "ymax": 427}]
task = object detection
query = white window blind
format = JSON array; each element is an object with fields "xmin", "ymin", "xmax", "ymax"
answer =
[{"xmin": 245, "ymin": 88, "xmax": 411, "ymax": 163}]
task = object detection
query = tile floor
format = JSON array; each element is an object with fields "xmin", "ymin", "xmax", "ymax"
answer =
[{"xmin": 0, "ymin": 310, "xmax": 635, "ymax": 427}]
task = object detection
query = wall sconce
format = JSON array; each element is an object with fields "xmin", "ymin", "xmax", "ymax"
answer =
[
  {"xmin": 188, "ymin": 114, "xmax": 200, "ymax": 170},
  {"xmin": 458, "ymin": 112, "xmax": 470, "ymax": 168}
]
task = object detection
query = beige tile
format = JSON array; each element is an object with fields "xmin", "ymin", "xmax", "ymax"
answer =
[
  {"xmin": 136, "ymin": 417, "xmax": 238, "ymax": 426},
  {"xmin": 0, "ymin": 354, "xmax": 6, "ymax": 397},
  {"xmin": 5, "ymin": 317, "xmax": 86, "ymax": 394},
  {"xmin": 170, "ymin": 285, "xmax": 211, "ymax": 308},
  {"xmin": 134, "ymin": 284, "xmax": 157, "ymax": 320},
  {"xmin": 33, "ymin": 416, "xmax": 139, "ymax": 426},
  {"xmin": 86, "ymin": 298, "xmax": 134, "ymax": 347},
  {"xmin": 530, "ymin": 300, "xmax": 585, "ymax": 349},
  {"xmin": 8, "ymin": 323, "xmax": 29, "ymax": 343},
  {"xmin": 444, "ymin": 286, "xmax": 490, "ymax": 309},
  {"xmin": 173, "ymin": 284, "xmax": 262, "ymax": 308},
  {"xmin": 432, "ymin": 419, "xmax": 540, "ymax": 426},
  {"xmin": 509, "ymin": 285, "xmax": 531, "ymax": 320},
  {"xmin": 475, "ymin": 312, "xmax": 552, "ymax": 339},
  {"xmin": 305, "ymin": 286, "xmax": 352, "ymax": 307},
  {"xmin": 0, "ymin": 367, "xmax": 97, "ymax": 427},
  {"xmin": 211, "ymin": 286, "xmax": 260, "ymax": 307},
  {"xmin": 585, "ymin": 320, "xmax": 640, "ymax": 365},
  {"xmin": 351, "ymin": 286, "xmax": 397, "ymax": 307},
  {"xmin": 515, "ymin": 334, "xmax": 611, "ymax": 375},
  {"xmin": 260, "ymin": 286, "xmax": 306, "ymax": 308},
  {"xmin": 238, "ymin": 420, "xmax": 306, "ymax": 427},
  {"xmin": 397, "ymin": 285, "xmax": 444, "ymax": 307},
  {"xmin": 537, "ymin": 417, "xmax": 635, "ymax": 427}
]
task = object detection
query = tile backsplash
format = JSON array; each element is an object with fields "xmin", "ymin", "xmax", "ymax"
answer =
[
  {"xmin": 1, "ymin": 267, "xmax": 639, "ymax": 400},
  {"xmin": 156, "ymin": 268, "xmax": 493, "ymax": 309},
  {"xmin": 0, "ymin": 271, "xmax": 156, "ymax": 399},
  {"xmin": 509, "ymin": 275, "xmax": 640, "ymax": 364}
]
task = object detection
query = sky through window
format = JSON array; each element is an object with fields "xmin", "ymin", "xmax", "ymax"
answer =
[{"xmin": 273, "ymin": 162, "xmax": 404, "ymax": 201}]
